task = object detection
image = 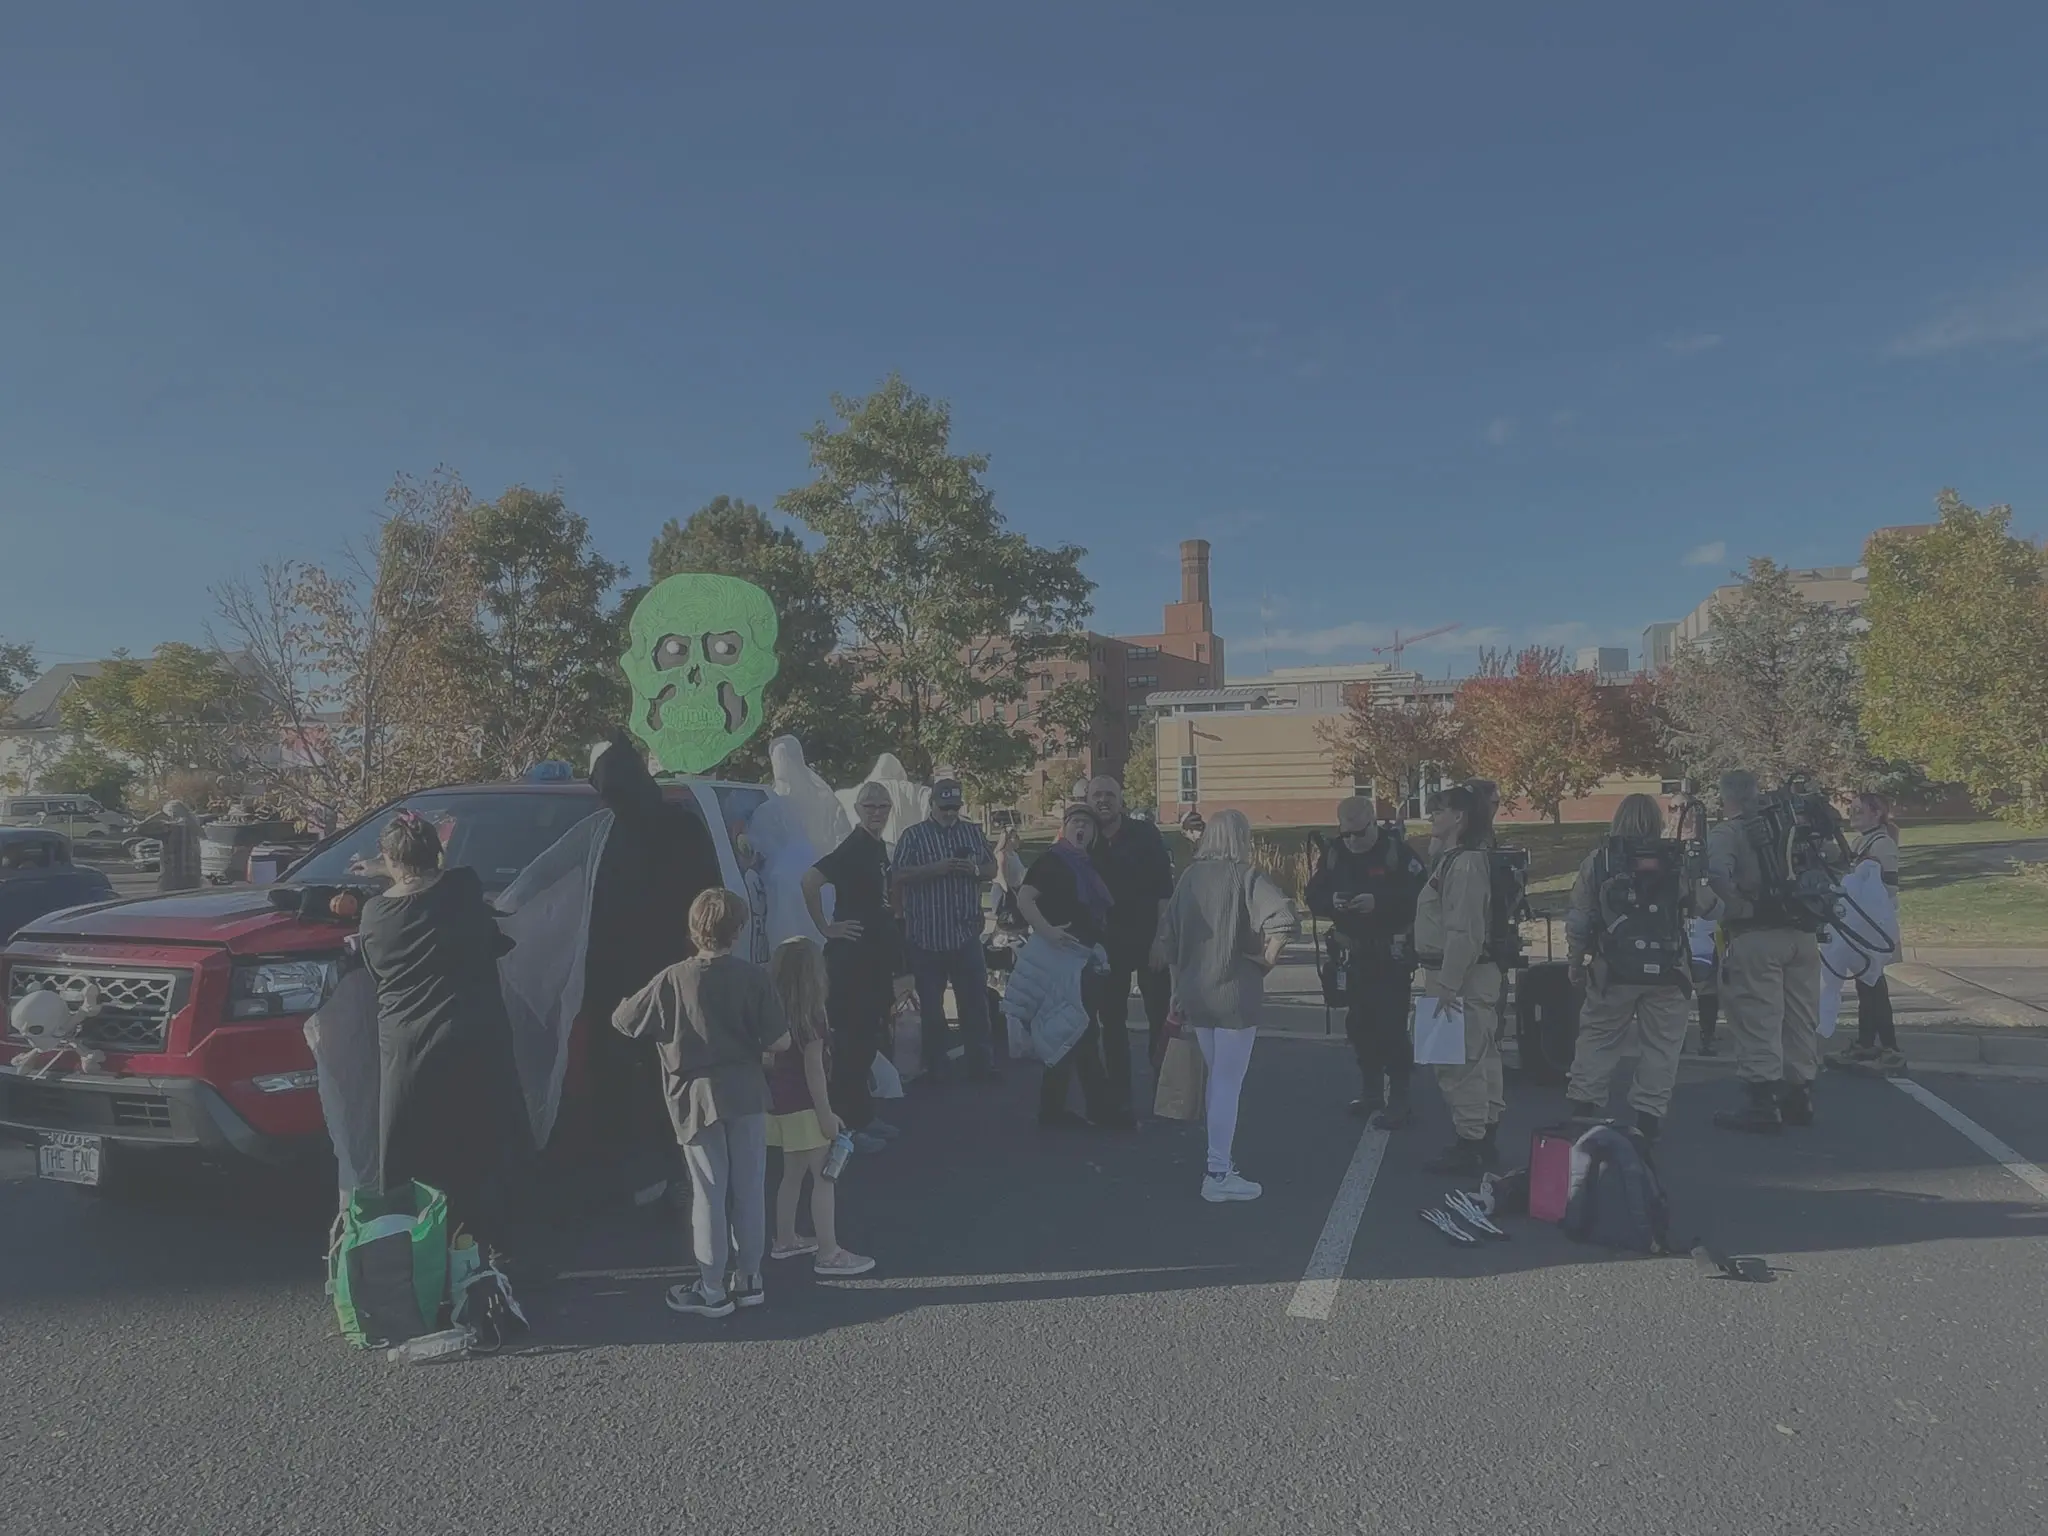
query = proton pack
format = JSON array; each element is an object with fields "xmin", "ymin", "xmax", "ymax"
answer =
[
  {"xmin": 1484, "ymin": 846, "xmax": 1531, "ymax": 968},
  {"xmin": 1592, "ymin": 837, "xmax": 1690, "ymax": 987},
  {"xmin": 1745, "ymin": 775, "xmax": 1851, "ymax": 933}
]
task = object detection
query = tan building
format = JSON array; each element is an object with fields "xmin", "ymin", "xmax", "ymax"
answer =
[
  {"xmin": 1675, "ymin": 564, "xmax": 1869, "ymax": 646},
  {"xmin": 1150, "ymin": 669, "xmax": 1674, "ymax": 830}
]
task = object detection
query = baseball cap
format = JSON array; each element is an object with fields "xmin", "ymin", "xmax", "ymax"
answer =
[{"xmin": 932, "ymin": 778, "xmax": 965, "ymax": 808}]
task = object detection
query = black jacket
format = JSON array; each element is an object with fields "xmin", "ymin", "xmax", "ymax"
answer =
[
  {"xmin": 1304, "ymin": 828, "xmax": 1427, "ymax": 972},
  {"xmin": 1093, "ymin": 814, "xmax": 1176, "ymax": 960}
]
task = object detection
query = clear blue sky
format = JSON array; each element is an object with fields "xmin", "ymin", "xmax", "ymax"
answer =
[{"xmin": 5, "ymin": 2, "xmax": 2045, "ymax": 677}]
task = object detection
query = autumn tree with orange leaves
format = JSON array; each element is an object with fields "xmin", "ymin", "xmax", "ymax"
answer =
[{"xmin": 1454, "ymin": 647, "xmax": 1625, "ymax": 824}]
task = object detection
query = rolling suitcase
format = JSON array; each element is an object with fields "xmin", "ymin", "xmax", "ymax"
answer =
[{"xmin": 1515, "ymin": 961, "xmax": 1581, "ymax": 1087}]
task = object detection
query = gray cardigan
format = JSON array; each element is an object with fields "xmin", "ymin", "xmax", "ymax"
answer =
[{"xmin": 1160, "ymin": 858, "xmax": 1298, "ymax": 1031}]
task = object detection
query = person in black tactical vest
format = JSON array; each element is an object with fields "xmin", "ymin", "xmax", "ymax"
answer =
[
  {"xmin": 1305, "ymin": 797, "xmax": 1428, "ymax": 1127},
  {"xmin": 1562, "ymin": 793, "xmax": 1695, "ymax": 1141}
]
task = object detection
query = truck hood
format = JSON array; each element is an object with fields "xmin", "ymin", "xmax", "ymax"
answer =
[{"xmin": 15, "ymin": 888, "xmax": 333, "ymax": 953}]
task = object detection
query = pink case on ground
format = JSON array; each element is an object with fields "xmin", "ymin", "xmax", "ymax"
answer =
[{"xmin": 1529, "ymin": 1126, "xmax": 1578, "ymax": 1223}]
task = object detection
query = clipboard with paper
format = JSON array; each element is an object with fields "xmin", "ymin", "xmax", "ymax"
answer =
[{"xmin": 1411, "ymin": 994, "xmax": 1468, "ymax": 1066}]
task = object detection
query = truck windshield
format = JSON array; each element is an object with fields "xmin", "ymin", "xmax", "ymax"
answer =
[{"xmin": 288, "ymin": 791, "xmax": 608, "ymax": 893}]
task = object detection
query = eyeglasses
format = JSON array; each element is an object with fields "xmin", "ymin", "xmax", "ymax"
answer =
[{"xmin": 1341, "ymin": 828, "xmax": 1375, "ymax": 839}]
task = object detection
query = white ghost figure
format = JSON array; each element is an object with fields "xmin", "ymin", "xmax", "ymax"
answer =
[
  {"xmin": 746, "ymin": 793, "xmax": 825, "ymax": 948},
  {"xmin": 837, "ymin": 753, "xmax": 930, "ymax": 852},
  {"xmin": 770, "ymin": 736, "xmax": 852, "ymax": 856},
  {"xmin": 11, "ymin": 987, "xmax": 102, "ymax": 1078}
]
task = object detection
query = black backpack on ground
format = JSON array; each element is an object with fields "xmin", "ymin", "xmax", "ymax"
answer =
[
  {"xmin": 1562, "ymin": 1124, "xmax": 1674, "ymax": 1255},
  {"xmin": 1593, "ymin": 837, "xmax": 1690, "ymax": 987}
]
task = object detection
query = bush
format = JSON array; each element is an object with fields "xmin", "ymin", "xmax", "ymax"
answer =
[{"xmin": 42, "ymin": 744, "xmax": 136, "ymax": 811}]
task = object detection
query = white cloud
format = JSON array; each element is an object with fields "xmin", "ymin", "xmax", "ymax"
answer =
[
  {"xmin": 1887, "ymin": 269, "xmax": 2048, "ymax": 358},
  {"xmin": 1484, "ymin": 416, "xmax": 1515, "ymax": 447},
  {"xmin": 1683, "ymin": 540, "xmax": 1726, "ymax": 567},
  {"xmin": 1663, "ymin": 332, "xmax": 1724, "ymax": 356}
]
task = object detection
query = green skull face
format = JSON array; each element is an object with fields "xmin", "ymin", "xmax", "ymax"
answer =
[{"xmin": 621, "ymin": 573, "xmax": 781, "ymax": 774}]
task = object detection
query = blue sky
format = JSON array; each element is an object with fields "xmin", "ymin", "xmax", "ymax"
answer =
[{"xmin": 4, "ymin": 2, "xmax": 2045, "ymax": 677}]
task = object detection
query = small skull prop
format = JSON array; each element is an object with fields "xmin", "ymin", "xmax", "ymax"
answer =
[
  {"xmin": 10, "ymin": 986, "xmax": 103, "ymax": 1078},
  {"xmin": 621, "ymin": 573, "xmax": 781, "ymax": 775}
]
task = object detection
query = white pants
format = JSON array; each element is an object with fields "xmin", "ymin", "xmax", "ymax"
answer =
[{"xmin": 1194, "ymin": 1027, "xmax": 1257, "ymax": 1175}]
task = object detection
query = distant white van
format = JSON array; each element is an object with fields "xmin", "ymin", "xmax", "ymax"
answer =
[{"xmin": 0, "ymin": 795, "xmax": 135, "ymax": 843}]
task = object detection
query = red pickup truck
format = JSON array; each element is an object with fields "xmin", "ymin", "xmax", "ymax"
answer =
[{"xmin": 0, "ymin": 776, "xmax": 766, "ymax": 1190}]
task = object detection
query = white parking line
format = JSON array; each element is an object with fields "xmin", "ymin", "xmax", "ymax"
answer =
[
  {"xmin": 1892, "ymin": 1078, "xmax": 2048, "ymax": 1202},
  {"xmin": 1286, "ymin": 1126, "xmax": 1389, "ymax": 1321}
]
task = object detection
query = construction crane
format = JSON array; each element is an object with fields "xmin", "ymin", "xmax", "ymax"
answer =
[{"xmin": 1373, "ymin": 623, "xmax": 1461, "ymax": 671}]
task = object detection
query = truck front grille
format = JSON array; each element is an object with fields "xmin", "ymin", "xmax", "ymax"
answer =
[{"xmin": 6, "ymin": 966, "xmax": 181, "ymax": 1052}]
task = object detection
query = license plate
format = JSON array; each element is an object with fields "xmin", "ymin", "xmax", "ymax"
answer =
[{"xmin": 38, "ymin": 1132, "xmax": 101, "ymax": 1186}]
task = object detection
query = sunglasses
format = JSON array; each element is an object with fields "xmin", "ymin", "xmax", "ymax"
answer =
[{"xmin": 1341, "ymin": 827, "xmax": 1375, "ymax": 838}]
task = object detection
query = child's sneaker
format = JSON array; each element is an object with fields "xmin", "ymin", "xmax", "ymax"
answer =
[
  {"xmin": 814, "ymin": 1250, "xmax": 876, "ymax": 1277},
  {"xmin": 664, "ymin": 1281, "xmax": 734, "ymax": 1318},
  {"xmin": 727, "ymin": 1273, "xmax": 766, "ymax": 1309}
]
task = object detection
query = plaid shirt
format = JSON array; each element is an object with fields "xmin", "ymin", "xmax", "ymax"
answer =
[{"xmin": 891, "ymin": 816, "xmax": 994, "ymax": 953}]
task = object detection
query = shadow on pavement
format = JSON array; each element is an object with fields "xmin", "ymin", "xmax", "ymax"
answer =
[{"xmin": 3, "ymin": 1034, "xmax": 2041, "ymax": 1341}]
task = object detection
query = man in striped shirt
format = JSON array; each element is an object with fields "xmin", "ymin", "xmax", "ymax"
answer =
[{"xmin": 892, "ymin": 777, "xmax": 999, "ymax": 1081}]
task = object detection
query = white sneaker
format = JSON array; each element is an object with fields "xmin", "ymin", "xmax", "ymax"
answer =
[{"xmin": 1202, "ymin": 1170, "xmax": 1263, "ymax": 1203}]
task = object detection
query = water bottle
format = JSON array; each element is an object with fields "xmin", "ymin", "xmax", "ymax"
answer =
[
  {"xmin": 385, "ymin": 1326, "xmax": 474, "ymax": 1365},
  {"xmin": 821, "ymin": 1130, "xmax": 855, "ymax": 1182}
]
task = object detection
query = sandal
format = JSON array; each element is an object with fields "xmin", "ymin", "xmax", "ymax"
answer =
[
  {"xmin": 814, "ymin": 1250, "xmax": 877, "ymax": 1277},
  {"xmin": 770, "ymin": 1241, "xmax": 819, "ymax": 1261}
]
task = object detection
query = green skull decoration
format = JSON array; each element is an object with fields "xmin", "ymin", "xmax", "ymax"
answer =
[{"xmin": 621, "ymin": 573, "xmax": 781, "ymax": 774}]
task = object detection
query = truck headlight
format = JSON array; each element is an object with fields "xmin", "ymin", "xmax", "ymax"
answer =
[
  {"xmin": 227, "ymin": 957, "xmax": 339, "ymax": 1020},
  {"xmin": 252, "ymin": 1070, "xmax": 322, "ymax": 1093}
]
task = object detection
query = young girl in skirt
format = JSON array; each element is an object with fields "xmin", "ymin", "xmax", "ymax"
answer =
[{"xmin": 766, "ymin": 938, "xmax": 876, "ymax": 1276}]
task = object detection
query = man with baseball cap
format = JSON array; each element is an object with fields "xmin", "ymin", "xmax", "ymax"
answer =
[
  {"xmin": 892, "ymin": 776, "xmax": 1000, "ymax": 1080},
  {"xmin": 1305, "ymin": 796, "xmax": 1428, "ymax": 1126}
]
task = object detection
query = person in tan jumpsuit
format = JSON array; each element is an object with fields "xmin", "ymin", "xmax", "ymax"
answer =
[
  {"xmin": 1705, "ymin": 770, "xmax": 1823, "ymax": 1134},
  {"xmin": 1563, "ymin": 793, "xmax": 1694, "ymax": 1141},
  {"xmin": 1413, "ymin": 784, "xmax": 1505, "ymax": 1176}
]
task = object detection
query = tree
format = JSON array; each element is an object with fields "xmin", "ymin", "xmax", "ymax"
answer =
[
  {"xmin": 1453, "ymin": 647, "xmax": 1619, "ymax": 823},
  {"xmin": 42, "ymin": 741, "xmax": 137, "ymax": 810},
  {"xmin": 455, "ymin": 486, "xmax": 628, "ymax": 779},
  {"xmin": 1862, "ymin": 493, "xmax": 2048, "ymax": 825},
  {"xmin": 1124, "ymin": 714, "xmax": 1158, "ymax": 810},
  {"xmin": 779, "ymin": 376, "xmax": 1095, "ymax": 804},
  {"xmin": 0, "ymin": 638, "xmax": 34, "ymax": 706},
  {"xmin": 59, "ymin": 643, "xmax": 266, "ymax": 792},
  {"xmin": 217, "ymin": 470, "xmax": 483, "ymax": 829},
  {"xmin": 1601, "ymin": 673, "xmax": 1668, "ymax": 776},
  {"xmin": 1316, "ymin": 686, "xmax": 1468, "ymax": 818},
  {"xmin": 1662, "ymin": 558, "xmax": 1867, "ymax": 790},
  {"xmin": 646, "ymin": 496, "xmax": 878, "ymax": 783}
]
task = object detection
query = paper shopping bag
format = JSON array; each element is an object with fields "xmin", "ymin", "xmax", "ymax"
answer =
[
  {"xmin": 1152, "ymin": 1033, "xmax": 1208, "ymax": 1121},
  {"xmin": 1411, "ymin": 995, "xmax": 1468, "ymax": 1066}
]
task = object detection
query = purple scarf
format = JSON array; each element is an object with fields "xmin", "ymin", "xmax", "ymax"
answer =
[{"xmin": 1052, "ymin": 837, "xmax": 1114, "ymax": 928}]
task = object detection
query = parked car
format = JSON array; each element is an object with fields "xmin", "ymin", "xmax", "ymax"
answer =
[
  {"xmin": 0, "ymin": 774, "xmax": 767, "ymax": 1191},
  {"xmin": 1, "ymin": 795, "xmax": 135, "ymax": 846},
  {"xmin": 0, "ymin": 830, "xmax": 117, "ymax": 945}
]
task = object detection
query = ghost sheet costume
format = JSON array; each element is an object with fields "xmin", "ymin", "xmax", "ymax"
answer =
[
  {"xmin": 836, "ymin": 752, "xmax": 930, "ymax": 851},
  {"xmin": 771, "ymin": 735, "xmax": 851, "ymax": 859}
]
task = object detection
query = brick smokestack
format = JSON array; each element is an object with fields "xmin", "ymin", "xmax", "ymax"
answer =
[{"xmin": 1180, "ymin": 539, "xmax": 1211, "ymax": 607}]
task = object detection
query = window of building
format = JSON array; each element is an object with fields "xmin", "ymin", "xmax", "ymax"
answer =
[
  {"xmin": 1126, "ymin": 645, "xmax": 1160, "ymax": 661},
  {"xmin": 1178, "ymin": 756, "xmax": 1199, "ymax": 803},
  {"xmin": 1352, "ymin": 772, "xmax": 1374, "ymax": 799},
  {"xmin": 1129, "ymin": 674, "xmax": 1158, "ymax": 689},
  {"xmin": 1127, "ymin": 703, "xmax": 1146, "ymax": 716},
  {"xmin": 1660, "ymin": 779, "xmax": 1686, "ymax": 796}
]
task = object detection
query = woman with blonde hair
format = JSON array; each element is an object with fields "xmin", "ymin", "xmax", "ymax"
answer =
[
  {"xmin": 1562, "ymin": 793, "xmax": 1693, "ymax": 1140},
  {"xmin": 1154, "ymin": 809, "xmax": 1297, "ymax": 1202}
]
